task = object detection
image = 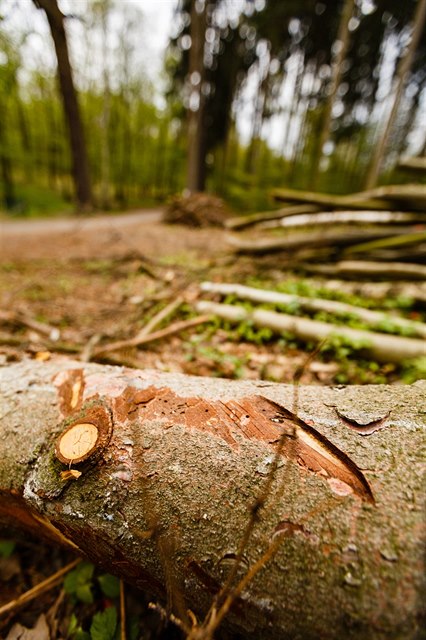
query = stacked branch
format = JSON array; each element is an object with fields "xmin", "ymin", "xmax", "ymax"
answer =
[
  {"xmin": 226, "ymin": 184, "xmax": 426, "ymax": 277},
  {"xmin": 198, "ymin": 282, "xmax": 426, "ymax": 364}
]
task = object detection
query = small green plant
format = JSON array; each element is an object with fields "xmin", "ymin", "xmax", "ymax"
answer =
[
  {"xmin": 401, "ymin": 357, "xmax": 426, "ymax": 384},
  {"xmin": 64, "ymin": 562, "xmax": 95, "ymax": 604},
  {"xmin": 90, "ymin": 606, "xmax": 117, "ymax": 640},
  {"xmin": 0, "ymin": 540, "xmax": 15, "ymax": 558},
  {"xmin": 65, "ymin": 564, "xmax": 122, "ymax": 640}
]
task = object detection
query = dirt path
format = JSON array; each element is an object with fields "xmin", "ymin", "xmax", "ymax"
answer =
[{"xmin": 0, "ymin": 208, "xmax": 225, "ymax": 261}]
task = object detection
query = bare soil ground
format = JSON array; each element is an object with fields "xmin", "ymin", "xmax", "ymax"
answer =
[{"xmin": 0, "ymin": 209, "xmax": 338, "ymax": 385}]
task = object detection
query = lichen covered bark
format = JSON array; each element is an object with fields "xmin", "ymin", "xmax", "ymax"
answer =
[{"xmin": 0, "ymin": 359, "xmax": 425, "ymax": 639}]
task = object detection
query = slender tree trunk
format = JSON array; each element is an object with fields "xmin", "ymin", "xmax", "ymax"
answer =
[
  {"xmin": 245, "ymin": 59, "xmax": 271, "ymax": 175},
  {"xmin": 364, "ymin": 0, "xmax": 426, "ymax": 189},
  {"xmin": 186, "ymin": 0, "xmax": 208, "ymax": 193},
  {"xmin": 100, "ymin": 5, "xmax": 111, "ymax": 210},
  {"xmin": 33, "ymin": 0, "xmax": 92, "ymax": 211},
  {"xmin": 310, "ymin": 0, "xmax": 355, "ymax": 190},
  {"xmin": 0, "ymin": 360, "xmax": 425, "ymax": 640},
  {"xmin": 0, "ymin": 100, "xmax": 16, "ymax": 209}
]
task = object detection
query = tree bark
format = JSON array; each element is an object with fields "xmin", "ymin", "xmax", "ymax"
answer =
[
  {"xmin": 0, "ymin": 360, "xmax": 425, "ymax": 639},
  {"xmin": 33, "ymin": 0, "xmax": 92, "ymax": 211}
]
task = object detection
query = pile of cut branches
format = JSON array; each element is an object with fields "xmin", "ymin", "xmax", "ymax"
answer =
[
  {"xmin": 164, "ymin": 192, "xmax": 231, "ymax": 227},
  {"xmin": 197, "ymin": 281, "xmax": 426, "ymax": 365},
  {"xmin": 226, "ymin": 184, "xmax": 426, "ymax": 279}
]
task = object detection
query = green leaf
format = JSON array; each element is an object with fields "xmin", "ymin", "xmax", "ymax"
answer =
[
  {"xmin": 127, "ymin": 616, "xmax": 140, "ymax": 640},
  {"xmin": 68, "ymin": 614, "xmax": 90, "ymax": 640},
  {"xmin": 0, "ymin": 540, "xmax": 15, "ymax": 558},
  {"xmin": 68, "ymin": 613, "xmax": 79, "ymax": 636},
  {"xmin": 97, "ymin": 574, "xmax": 120, "ymax": 599},
  {"xmin": 64, "ymin": 562, "xmax": 95, "ymax": 603},
  {"xmin": 90, "ymin": 607, "xmax": 117, "ymax": 640},
  {"xmin": 76, "ymin": 583, "xmax": 94, "ymax": 604}
]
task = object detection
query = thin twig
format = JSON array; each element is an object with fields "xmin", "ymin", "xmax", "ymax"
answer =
[
  {"xmin": 80, "ymin": 333, "xmax": 102, "ymax": 362},
  {"xmin": 0, "ymin": 558, "xmax": 81, "ymax": 617},
  {"xmin": 0, "ymin": 310, "xmax": 60, "ymax": 341},
  {"xmin": 120, "ymin": 580, "xmax": 126, "ymax": 640},
  {"xmin": 138, "ymin": 297, "xmax": 184, "ymax": 338},
  {"xmin": 92, "ymin": 315, "xmax": 211, "ymax": 357}
]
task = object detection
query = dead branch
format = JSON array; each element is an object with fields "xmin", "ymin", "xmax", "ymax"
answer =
[
  {"xmin": 92, "ymin": 315, "xmax": 211, "ymax": 358},
  {"xmin": 272, "ymin": 184, "xmax": 426, "ymax": 211},
  {"xmin": 343, "ymin": 230, "xmax": 426, "ymax": 255},
  {"xmin": 225, "ymin": 205, "xmax": 321, "ymax": 230},
  {"xmin": 227, "ymin": 227, "xmax": 412, "ymax": 254},
  {"xmin": 305, "ymin": 260, "xmax": 426, "ymax": 280},
  {"xmin": 200, "ymin": 282, "xmax": 426, "ymax": 339},
  {"xmin": 195, "ymin": 300, "xmax": 425, "ymax": 363},
  {"xmin": 0, "ymin": 310, "xmax": 60, "ymax": 341},
  {"xmin": 0, "ymin": 559, "xmax": 80, "ymax": 617},
  {"xmin": 259, "ymin": 210, "xmax": 425, "ymax": 230},
  {"xmin": 137, "ymin": 297, "xmax": 184, "ymax": 338},
  {"xmin": 398, "ymin": 157, "xmax": 426, "ymax": 173}
]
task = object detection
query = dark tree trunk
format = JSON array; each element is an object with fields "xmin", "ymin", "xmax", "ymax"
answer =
[
  {"xmin": 0, "ymin": 101, "xmax": 16, "ymax": 209},
  {"xmin": 186, "ymin": 0, "xmax": 208, "ymax": 193},
  {"xmin": 33, "ymin": 0, "xmax": 92, "ymax": 211}
]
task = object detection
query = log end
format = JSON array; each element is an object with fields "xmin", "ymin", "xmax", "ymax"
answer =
[{"xmin": 55, "ymin": 405, "xmax": 112, "ymax": 466}]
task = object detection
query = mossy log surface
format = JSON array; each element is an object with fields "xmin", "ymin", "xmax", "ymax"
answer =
[{"xmin": 0, "ymin": 359, "xmax": 425, "ymax": 639}]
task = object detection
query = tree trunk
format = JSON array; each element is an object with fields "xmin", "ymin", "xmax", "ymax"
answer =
[
  {"xmin": 0, "ymin": 98, "xmax": 16, "ymax": 210},
  {"xmin": 0, "ymin": 360, "xmax": 424, "ymax": 639},
  {"xmin": 33, "ymin": 0, "xmax": 92, "ymax": 211},
  {"xmin": 186, "ymin": 0, "xmax": 208, "ymax": 193},
  {"xmin": 310, "ymin": 0, "xmax": 355, "ymax": 189},
  {"xmin": 364, "ymin": 0, "xmax": 426, "ymax": 190}
]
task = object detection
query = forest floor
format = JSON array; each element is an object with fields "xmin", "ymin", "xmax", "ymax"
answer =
[
  {"xmin": 0, "ymin": 208, "xmax": 340, "ymax": 385},
  {"xmin": 0, "ymin": 208, "xmax": 425, "ymax": 640},
  {"xmin": 2, "ymin": 207, "xmax": 424, "ymax": 386}
]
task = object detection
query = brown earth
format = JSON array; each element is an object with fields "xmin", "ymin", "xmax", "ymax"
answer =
[
  {"xmin": 0, "ymin": 209, "xmax": 331, "ymax": 385},
  {"xmin": 1, "ymin": 208, "xmax": 422, "ymax": 388}
]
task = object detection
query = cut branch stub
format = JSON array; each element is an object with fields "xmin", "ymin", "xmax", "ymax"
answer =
[{"xmin": 55, "ymin": 405, "xmax": 113, "ymax": 465}]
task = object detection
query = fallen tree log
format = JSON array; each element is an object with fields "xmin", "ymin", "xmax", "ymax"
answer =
[
  {"xmin": 0, "ymin": 360, "xmax": 424, "ymax": 639},
  {"xmin": 305, "ymin": 260, "xmax": 426, "ymax": 280},
  {"xmin": 200, "ymin": 282, "xmax": 426, "ymax": 339},
  {"xmin": 195, "ymin": 300, "xmax": 425, "ymax": 363},
  {"xmin": 343, "ymin": 230, "xmax": 426, "ymax": 256},
  {"xmin": 398, "ymin": 157, "xmax": 426, "ymax": 173},
  {"xmin": 225, "ymin": 205, "xmax": 322, "ymax": 230},
  {"xmin": 227, "ymin": 227, "xmax": 414, "ymax": 255},
  {"xmin": 259, "ymin": 210, "xmax": 425, "ymax": 230},
  {"xmin": 272, "ymin": 184, "xmax": 426, "ymax": 211}
]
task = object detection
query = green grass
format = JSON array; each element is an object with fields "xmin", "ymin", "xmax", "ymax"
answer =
[{"xmin": 0, "ymin": 183, "xmax": 73, "ymax": 218}]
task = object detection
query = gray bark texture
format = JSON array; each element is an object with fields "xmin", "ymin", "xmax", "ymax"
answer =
[{"xmin": 0, "ymin": 359, "xmax": 425, "ymax": 639}]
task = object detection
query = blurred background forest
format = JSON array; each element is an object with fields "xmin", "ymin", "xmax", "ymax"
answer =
[{"xmin": 0, "ymin": 0, "xmax": 425, "ymax": 216}]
